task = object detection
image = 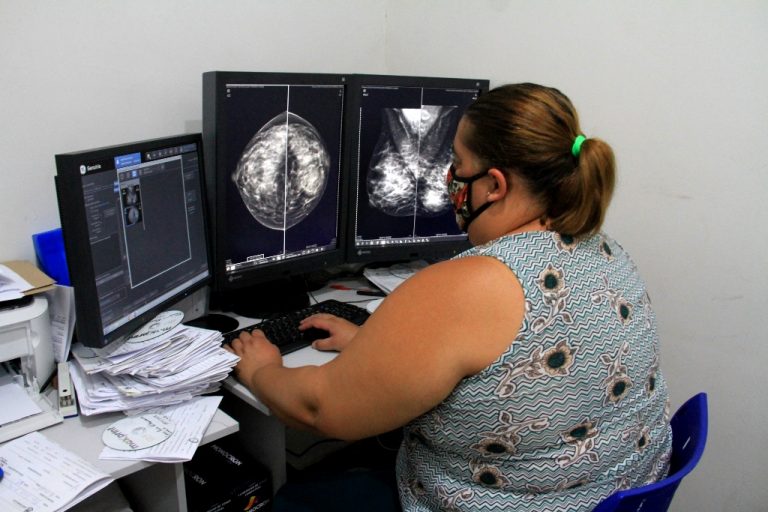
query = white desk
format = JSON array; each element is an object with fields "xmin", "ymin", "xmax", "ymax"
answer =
[{"xmin": 39, "ymin": 408, "xmax": 238, "ymax": 512}]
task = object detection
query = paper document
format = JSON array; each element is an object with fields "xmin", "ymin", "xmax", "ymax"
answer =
[
  {"xmin": 45, "ymin": 284, "xmax": 76, "ymax": 363},
  {"xmin": 362, "ymin": 260, "xmax": 429, "ymax": 294},
  {"xmin": 0, "ymin": 377, "xmax": 43, "ymax": 426},
  {"xmin": 99, "ymin": 395, "xmax": 223, "ymax": 463},
  {"xmin": 0, "ymin": 431, "xmax": 114, "ymax": 512}
]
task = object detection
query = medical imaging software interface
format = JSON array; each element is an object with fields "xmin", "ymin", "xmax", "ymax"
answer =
[
  {"xmin": 80, "ymin": 143, "xmax": 209, "ymax": 335},
  {"xmin": 218, "ymin": 83, "xmax": 345, "ymax": 277},
  {"xmin": 352, "ymin": 85, "xmax": 480, "ymax": 249}
]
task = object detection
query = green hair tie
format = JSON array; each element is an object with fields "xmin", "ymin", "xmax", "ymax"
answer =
[{"xmin": 571, "ymin": 135, "xmax": 587, "ymax": 157}]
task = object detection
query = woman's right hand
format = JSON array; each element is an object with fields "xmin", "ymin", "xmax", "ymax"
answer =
[{"xmin": 299, "ymin": 313, "xmax": 360, "ymax": 352}]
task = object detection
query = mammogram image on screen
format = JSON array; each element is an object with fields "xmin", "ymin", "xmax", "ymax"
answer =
[
  {"xmin": 233, "ymin": 111, "xmax": 330, "ymax": 231},
  {"xmin": 366, "ymin": 105, "xmax": 459, "ymax": 218},
  {"xmin": 121, "ymin": 184, "xmax": 143, "ymax": 226}
]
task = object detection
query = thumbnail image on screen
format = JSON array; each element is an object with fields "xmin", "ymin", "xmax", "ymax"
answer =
[
  {"xmin": 217, "ymin": 83, "xmax": 345, "ymax": 277},
  {"xmin": 352, "ymin": 85, "xmax": 480, "ymax": 250}
]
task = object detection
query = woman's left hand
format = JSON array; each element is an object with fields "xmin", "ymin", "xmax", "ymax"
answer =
[{"xmin": 224, "ymin": 329, "xmax": 282, "ymax": 386}]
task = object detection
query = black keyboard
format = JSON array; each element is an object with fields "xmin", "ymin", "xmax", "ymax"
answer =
[{"xmin": 222, "ymin": 299, "xmax": 371, "ymax": 355}]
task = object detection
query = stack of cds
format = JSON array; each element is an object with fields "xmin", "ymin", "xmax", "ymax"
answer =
[{"xmin": 69, "ymin": 311, "xmax": 239, "ymax": 416}]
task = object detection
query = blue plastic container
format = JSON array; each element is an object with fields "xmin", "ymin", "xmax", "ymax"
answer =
[{"xmin": 32, "ymin": 227, "xmax": 71, "ymax": 286}]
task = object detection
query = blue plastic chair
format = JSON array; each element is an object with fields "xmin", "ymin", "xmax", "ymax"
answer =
[{"xmin": 593, "ymin": 393, "xmax": 708, "ymax": 512}]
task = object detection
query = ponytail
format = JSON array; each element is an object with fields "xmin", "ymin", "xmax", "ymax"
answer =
[{"xmin": 547, "ymin": 138, "xmax": 615, "ymax": 237}]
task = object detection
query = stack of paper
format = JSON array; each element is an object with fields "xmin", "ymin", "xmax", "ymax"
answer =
[
  {"xmin": 362, "ymin": 260, "xmax": 429, "ymax": 294},
  {"xmin": 69, "ymin": 323, "xmax": 239, "ymax": 416}
]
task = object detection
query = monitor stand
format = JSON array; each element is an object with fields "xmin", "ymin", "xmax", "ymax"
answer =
[{"xmin": 216, "ymin": 277, "xmax": 310, "ymax": 319}]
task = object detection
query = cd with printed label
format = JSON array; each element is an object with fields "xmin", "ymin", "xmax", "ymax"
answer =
[
  {"xmin": 102, "ymin": 413, "xmax": 176, "ymax": 451},
  {"xmin": 126, "ymin": 310, "xmax": 184, "ymax": 344}
]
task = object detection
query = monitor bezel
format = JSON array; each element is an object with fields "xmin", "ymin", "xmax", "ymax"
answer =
[
  {"xmin": 343, "ymin": 74, "xmax": 489, "ymax": 265},
  {"xmin": 55, "ymin": 133, "xmax": 212, "ymax": 348},
  {"xmin": 202, "ymin": 71, "xmax": 351, "ymax": 302}
]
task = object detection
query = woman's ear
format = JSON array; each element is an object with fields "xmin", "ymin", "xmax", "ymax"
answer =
[{"xmin": 486, "ymin": 168, "xmax": 508, "ymax": 200}]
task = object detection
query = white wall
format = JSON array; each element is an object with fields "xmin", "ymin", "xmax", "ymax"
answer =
[
  {"xmin": 0, "ymin": 0, "xmax": 386, "ymax": 262},
  {"xmin": 385, "ymin": 1, "xmax": 768, "ymax": 510},
  {"xmin": 1, "ymin": 1, "xmax": 765, "ymax": 510}
]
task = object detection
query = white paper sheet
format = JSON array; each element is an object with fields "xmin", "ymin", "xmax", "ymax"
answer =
[
  {"xmin": 45, "ymin": 284, "xmax": 76, "ymax": 363},
  {"xmin": 0, "ymin": 379, "xmax": 43, "ymax": 425},
  {"xmin": 0, "ymin": 263, "xmax": 32, "ymax": 301},
  {"xmin": 362, "ymin": 260, "xmax": 429, "ymax": 294},
  {"xmin": 0, "ymin": 431, "xmax": 114, "ymax": 512}
]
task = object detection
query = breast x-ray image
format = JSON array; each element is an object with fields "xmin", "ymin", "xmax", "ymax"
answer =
[
  {"xmin": 219, "ymin": 82, "xmax": 344, "ymax": 266},
  {"xmin": 233, "ymin": 111, "xmax": 330, "ymax": 230},
  {"xmin": 354, "ymin": 85, "xmax": 478, "ymax": 242},
  {"xmin": 366, "ymin": 105, "xmax": 459, "ymax": 217}
]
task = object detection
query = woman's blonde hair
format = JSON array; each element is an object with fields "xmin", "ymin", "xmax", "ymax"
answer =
[{"xmin": 463, "ymin": 83, "xmax": 615, "ymax": 237}]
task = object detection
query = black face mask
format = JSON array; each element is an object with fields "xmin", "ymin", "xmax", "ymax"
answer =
[{"xmin": 446, "ymin": 164, "xmax": 493, "ymax": 231}]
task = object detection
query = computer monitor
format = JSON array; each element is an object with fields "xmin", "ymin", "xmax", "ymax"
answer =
[
  {"xmin": 55, "ymin": 134, "xmax": 211, "ymax": 348},
  {"xmin": 344, "ymin": 74, "xmax": 489, "ymax": 264},
  {"xmin": 202, "ymin": 72, "xmax": 348, "ymax": 315}
]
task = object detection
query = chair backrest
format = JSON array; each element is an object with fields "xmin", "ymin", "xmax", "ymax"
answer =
[{"xmin": 592, "ymin": 393, "xmax": 708, "ymax": 512}]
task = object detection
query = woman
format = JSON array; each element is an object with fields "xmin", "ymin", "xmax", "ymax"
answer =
[{"xmin": 226, "ymin": 83, "xmax": 672, "ymax": 511}]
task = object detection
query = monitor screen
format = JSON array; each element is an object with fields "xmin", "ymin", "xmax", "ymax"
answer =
[
  {"xmin": 55, "ymin": 134, "xmax": 211, "ymax": 348},
  {"xmin": 344, "ymin": 75, "xmax": 489, "ymax": 264},
  {"xmin": 203, "ymin": 72, "xmax": 348, "ymax": 314}
]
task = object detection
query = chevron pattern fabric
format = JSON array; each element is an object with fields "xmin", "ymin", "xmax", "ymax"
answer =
[{"xmin": 396, "ymin": 231, "xmax": 672, "ymax": 511}]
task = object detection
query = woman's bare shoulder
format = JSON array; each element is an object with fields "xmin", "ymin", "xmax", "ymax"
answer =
[
  {"xmin": 401, "ymin": 255, "xmax": 521, "ymax": 298},
  {"xmin": 372, "ymin": 256, "xmax": 525, "ymax": 370}
]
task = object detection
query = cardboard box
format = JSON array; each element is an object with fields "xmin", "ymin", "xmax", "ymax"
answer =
[{"xmin": 184, "ymin": 437, "xmax": 272, "ymax": 512}]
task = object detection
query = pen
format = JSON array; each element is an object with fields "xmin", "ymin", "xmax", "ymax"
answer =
[
  {"xmin": 330, "ymin": 283, "xmax": 386, "ymax": 297},
  {"xmin": 356, "ymin": 290, "xmax": 386, "ymax": 297},
  {"xmin": 0, "ymin": 466, "xmax": 4, "ymax": 481}
]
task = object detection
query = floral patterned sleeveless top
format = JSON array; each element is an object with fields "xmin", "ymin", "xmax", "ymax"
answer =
[{"xmin": 396, "ymin": 231, "xmax": 672, "ymax": 511}]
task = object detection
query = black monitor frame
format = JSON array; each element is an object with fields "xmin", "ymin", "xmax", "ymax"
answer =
[
  {"xmin": 55, "ymin": 133, "xmax": 212, "ymax": 348},
  {"xmin": 202, "ymin": 71, "xmax": 350, "ymax": 313},
  {"xmin": 343, "ymin": 74, "xmax": 489, "ymax": 265}
]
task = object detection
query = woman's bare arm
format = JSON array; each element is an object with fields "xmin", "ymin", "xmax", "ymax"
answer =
[{"xmin": 229, "ymin": 255, "xmax": 525, "ymax": 440}]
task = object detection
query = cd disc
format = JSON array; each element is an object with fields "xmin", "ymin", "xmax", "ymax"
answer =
[
  {"xmin": 102, "ymin": 413, "xmax": 175, "ymax": 451},
  {"xmin": 127, "ymin": 310, "xmax": 184, "ymax": 344}
]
